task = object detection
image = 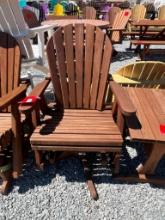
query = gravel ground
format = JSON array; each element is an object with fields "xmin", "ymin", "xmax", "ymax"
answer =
[{"xmin": 0, "ymin": 40, "xmax": 165, "ymax": 220}]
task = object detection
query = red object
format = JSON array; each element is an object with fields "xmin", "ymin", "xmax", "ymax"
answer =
[
  {"xmin": 124, "ymin": 11, "xmax": 129, "ymax": 16},
  {"xmin": 160, "ymin": 124, "xmax": 165, "ymax": 134},
  {"xmin": 19, "ymin": 96, "xmax": 40, "ymax": 105},
  {"xmin": 27, "ymin": 13, "xmax": 32, "ymax": 19}
]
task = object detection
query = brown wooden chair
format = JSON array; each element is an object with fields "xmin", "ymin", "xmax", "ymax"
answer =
[
  {"xmin": 107, "ymin": 9, "xmax": 132, "ymax": 44},
  {"xmin": 83, "ymin": 6, "xmax": 96, "ymax": 19},
  {"xmin": 19, "ymin": 24, "xmax": 136, "ymax": 200},
  {"xmin": 108, "ymin": 7, "xmax": 121, "ymax": 27},
  {"xmin": 158, "ymin": 5, "xmax": 165, "ymax": 20},
  {"xmin": 0, "ymin": 32, "xmax": 29, "ymax": 194},
  {"xmin": 128, "ymin": 4, "xmax": 146, "ymax": 31}
]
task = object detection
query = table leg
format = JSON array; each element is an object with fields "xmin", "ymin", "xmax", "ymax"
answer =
[{"xmin": 137, "ymin": 143, "xmax": 165, "ymax": 175}]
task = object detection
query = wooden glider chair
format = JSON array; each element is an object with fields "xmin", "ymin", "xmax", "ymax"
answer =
[
  {"xmin": 82, "ymin": 6, "xmax": 97, "ymax": 19},
  {"xmin": 108, "ymin": 7, "xmax": 121, "ymax": 27},
  {"xmin": 112, "ymin": 61, "xmax": 165, "ymax": 88},
  {"xmin": 19, "ymin": 24, "xmax": 136, "ymax": 200},
  {"xmin": 107, "ymin": 9, "xmax": 132, "ymax": 45},
  {"xmin": 0, "ymin": 32, "xmax": 29, "ymax": 194}
]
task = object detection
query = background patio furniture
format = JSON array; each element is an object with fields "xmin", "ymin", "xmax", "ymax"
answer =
[
  {"xmin": 46, "ymin": 14, "xmax": 79, "ymax": 20},
  {"xmin": 0, "ymin": 0, "xmax": 55, "ymax": 66},
  {"xmin": 129, "ymin": 4, "xmax": 146, "ymax": 29},
  {"xmin": 82, "ymin": 6, "xmax": 97, "ymax": 19},
  {"xmin": 0, "ymin": 32, "xmax": 29, "ymax": 194},
  {"xmin": 42, "ymin": 19, "xmax": 110, "ymax": 29},
  {"xmin": 112, "ymin": 61, "xmax": 165, "ymax": 88},
  {"xmin": 19, "ymin": 24, "xmax": 136, "ymax": 200},
  {"xmin": 108, "ymin": 6, "xmax": 121, "ymax": 26},
  {"xmin": 157, "ymin": 5, "xmax": 165, "ymax": 19},
  {"xmin": 107, "ymin": 9, "xmax": 131, "ymax": 44},
  {"xmin": 131, "ymin": 19, "xmax": 165, "ymax": 60}
]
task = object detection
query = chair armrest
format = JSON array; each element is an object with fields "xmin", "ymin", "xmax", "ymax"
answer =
[
  {"xmin": 0, "ymin": 84, "xmax": 28, "ymax": 110},
  {"xmin": 108, "ymin": 28, "xmax": 126, "ymax": 32},
  {"xmin": 19, "ymin": 78, "xmax": 50, "ymax": 113},
  {"xmin": 110, "ymin": 81, "xmax": 136, "ymax": 116},
  {"xmin": 29, "ymin": 24, "xmax": 56, "ymax": 33}
]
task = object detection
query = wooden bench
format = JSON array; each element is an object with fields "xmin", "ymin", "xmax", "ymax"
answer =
[{"xmin": 131, "ymin": 39, "xmax": 165, "ymax": 60}]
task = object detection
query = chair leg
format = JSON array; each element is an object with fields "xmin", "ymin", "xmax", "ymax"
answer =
[
  {"xmin": 0, "ymin": 170, "xmax": 12, "ymax": 195},
  {"xmin": 81, "ymin": 155, "xmax": 98, "ymax": 200},
  {"xmin": 113, "ymin": 153, "xmax": 121, "ymax": 175},
  {"xmin": 34, "ymin": 150, "xmax": 44, "ymax": 171}
]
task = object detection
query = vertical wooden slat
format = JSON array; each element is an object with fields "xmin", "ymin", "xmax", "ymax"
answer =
[
  {"xmin": 83, "ymin": 24, "xmax": 95, "ymax": 109},
  {"xmin": 46, "ymin": 37, "xmax": 63, "ymax": 107},
  {"xmin": 11, "ymin": 103, "xmax": 22, "ymax": 178},
  {"xmin": 90, "ymin": 27, "xmax": 104, "ymax": 109},
  {"xmin": 0, "ymin": 32, "xmax": 8, "ymax": 97},
  {"xmin": 75, "ymin": 24, "xmax": 84, "ymax": 108},
  {"xmin": 53, "ymin": 28, "xmax": 69, "ymax": 108},
  {"xmin": 13, "ymin": 44, "xmax": 21, "ymax": 89},
  {"xmin": 63, "ymin": 24, "xmax": 76, "ymax": 108},
  {"xmin": 97, "ymin": 36, "xmax": 112, "ymax": 110},
  {"xmin": 7, "ymin": 34, "xmax": 15, "ymax": 93}
]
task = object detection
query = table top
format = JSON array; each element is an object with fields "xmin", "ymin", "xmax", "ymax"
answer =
[
  {"xmin": 126, "ymin": 87, "xmax": 165, "ymax": 143},
  {"xmin": 107, "ymin": 0, "xmax": 125, "ymax": 2},
  {"xmin": 133, "ymin": 19, "xmax": 165, "ymax": 27},
  {"xmin": 42, "ymin": 19, "xmax": 110, "ymax": 28}
]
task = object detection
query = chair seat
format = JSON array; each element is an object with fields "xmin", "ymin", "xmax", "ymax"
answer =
[
  {"xmin": 0, "ymin": 113, "xmax": 12, "ymax": 140},
  {"xmin": 0, "ymin": 113, "xmax": 13, "ymax": 153},
  {"xmin": 31, "ymin": 109, "xmax": 122, "ymax": 152},
  {"xmin": 112, "ymin": 74, "xmax": 139, "ymax": 84}
]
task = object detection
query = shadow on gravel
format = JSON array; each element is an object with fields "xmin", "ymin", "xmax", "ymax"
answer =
[
  {"xmin": 112, "ymin": 49, "xmax": 165, "ymax": 63},
  {"xmin": 112, "ymin": 51, "xmax": 136, "ymax": 62},
  {"xmin": 10, "ymin": 142, "xmax": 165, "ymax": 194}
]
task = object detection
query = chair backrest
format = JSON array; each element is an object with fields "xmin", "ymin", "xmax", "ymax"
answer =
[
  {"xmin": 0, "ymin": 32, "xmax": 21, "ymax": 112},
  {"xmin": 108, "ymin": 7, "xmax": 121, "ymax": 26},
  {"xmin": 27, "ymin": 1, "xmax": 46, "ymax": 22},
  {"xmin": 158, "ymin": 5, "xmax": 165, "ymax": 20},
  {"xmin": 46, "ymin": 24, "xmax": 112, "ymax": 110},
  {"xmin": 131, "ymin": 4, "xmax": 146, "ymax": 21},
  {"xmin": 22, "ymin": 8, "xmax": 41, "ymax": 28},
  {"xmin": 83, "ymin": 6, "xmax": 96, "ymax": 19},
  {"xmin": 0, "ymin": 0, "xmax": 34, "ymax": 59},
  {"xmin": 113, "ymin": 61, "xmax": 165, "ymax": 88},
  {"xmin": 111, "ymin": 9, "xmax": 131, "ymax": 43}
]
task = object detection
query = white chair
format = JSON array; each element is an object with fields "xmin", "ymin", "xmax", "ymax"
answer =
[{"xmin": 0, "ymin": 0, "xmax": 55, "ymax": 66}]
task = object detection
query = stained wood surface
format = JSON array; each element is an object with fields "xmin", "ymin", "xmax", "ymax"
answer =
[
  {"xmin": 126, "ymin": 88, "xmax": 165, "ymax": 142},
  {"xmin": 108, "ymin": 7, "xmax": 121, "ymax": 27},
  {"xmin": 46, "ymin": 15, "xmax": 79, "ymax": 20},
  {"xmin": 0, "ymin": 114, "xmax": 11, "ymax": 147},
  {"xmin": 131, "ymin": 40, "xmax": 165, "ymax": 45},
  {"xmin": 31, "ymin": 109, "xmax": 122, "ymax": 150},
  {"xmin": 131, "ymin": 5, "xmax": 146, "ymax": 22},
  {"xmin": 82, "ymin": 6, "xmax": 96, "ymax": 19},
  {"xmin": 46, "ymin": 24, "xmax": 112, "ymax": 110},
  {"xmin": 0, "ymin": 32, "xmax": 21, "ymax": 112},
  {"xmin": 133, "ymin": 19, "xmax": 165, "ymax": 26},
  {"xmin": 110, "ymin": 81, "xmax": 136, "ymax": 116},
  {"xmin": 110, "ymin": 9, "xmax": 131, "ymax": 43},
  {"xmin": 43, "ymin": 19, "xmax": 110, "ymax": 28}
]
